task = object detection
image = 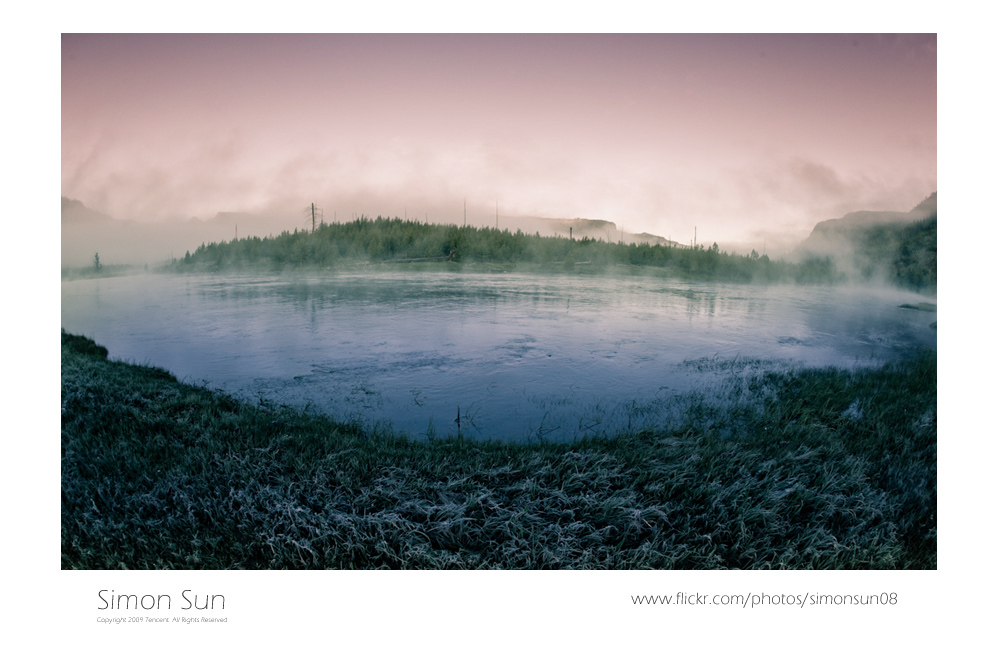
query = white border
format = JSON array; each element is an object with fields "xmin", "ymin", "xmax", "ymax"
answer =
[{"xmin": 8, "ymin": 4, "xmax": 993, "ymax": 663}]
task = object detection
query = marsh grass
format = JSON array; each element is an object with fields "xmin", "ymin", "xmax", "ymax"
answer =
[{"xmin": 61, "ymin": 330, "xmax": 935, "ymax": 569}]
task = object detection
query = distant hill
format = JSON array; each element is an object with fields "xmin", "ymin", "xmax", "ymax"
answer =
[
  {"xmin": 61, "ymin": 197, "xmax": 119, "ymax": 225},
  {"xmin": 60, "ymin": 197, "xmax": 270, "ymax": 268},
  {"xmin": 498, "ymin": 215, "xmax": 674, "ymax": 246},
  {"xmin": 799, "ymin": 192, "xmax": 936, "ymax": 243},
  {"xmin": 794, "ymin": 193, "xmax": 937, "ymax": 292},
  {"xmin": 909, "ymin": 192, "xmax": 938, "ymax": 219}
]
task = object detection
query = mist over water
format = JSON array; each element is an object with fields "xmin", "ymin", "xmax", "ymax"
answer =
[{"xmin": 61, "ymin": 271, "xmax": 936, "ymax": 442}]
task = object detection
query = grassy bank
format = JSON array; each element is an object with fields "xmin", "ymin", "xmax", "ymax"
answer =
[{"xmin": 62, "ymin": 330, "xmax": 936, "ymax": 569}]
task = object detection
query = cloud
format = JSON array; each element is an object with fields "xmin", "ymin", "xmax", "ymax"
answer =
[{"xmin": 62, "ymin": 129, "xmax": 273, "ymax": 221}]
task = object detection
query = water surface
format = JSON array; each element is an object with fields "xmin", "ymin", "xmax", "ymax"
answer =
[{"xmin": 61, "ymin": 270, "xmax": 936, "ymax": 441}]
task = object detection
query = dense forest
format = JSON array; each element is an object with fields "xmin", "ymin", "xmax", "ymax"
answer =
[
  {"xmin": 171, "ymin": 216, "xmax": 839, "ymax": 284},
  {"xmin": 168, "ymin": 214, "xmax": 935, "ymax": 291},
  {"xmin": 853, "ymin": 215, "xmax": 937, "ymax": 292}
]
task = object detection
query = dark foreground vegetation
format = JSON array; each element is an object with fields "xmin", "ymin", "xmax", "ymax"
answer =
[
  {"xmin": 62, "ymin": 330, "xmax": 936, "ymax": 569},
  {"xmin": 172, "ymin": 216, "xmax": 843, "ymax": 285}
]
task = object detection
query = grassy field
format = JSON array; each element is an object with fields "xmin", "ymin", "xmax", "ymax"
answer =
[{"xmin": 61, "ymin": 329, "xmax": 936, "ymax": 569}]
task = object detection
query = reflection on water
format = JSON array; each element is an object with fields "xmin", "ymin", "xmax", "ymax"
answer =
[{"xmin": 62, "ymin": 271, "xmax": 936, "ymax": 442}]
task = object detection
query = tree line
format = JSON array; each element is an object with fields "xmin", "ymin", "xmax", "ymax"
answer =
[{"xmin": 170, "ymin": 215, "xmax": 896, "ymax": 287}]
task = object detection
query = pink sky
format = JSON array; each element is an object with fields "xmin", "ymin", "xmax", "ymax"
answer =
[{"xmin": 62, "ymin": 34, "xmax": 936, "ymax": 250}]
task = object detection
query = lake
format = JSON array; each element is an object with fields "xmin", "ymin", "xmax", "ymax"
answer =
[{"xmin": 61, "ymin": 270, "xmax": 937, "ymax": 442}]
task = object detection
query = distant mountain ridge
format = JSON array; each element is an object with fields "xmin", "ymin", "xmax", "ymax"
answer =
[
  {"xmin": 910, "ymin": 192, "xmax": 938, "ymax": 218},
  {"xmin": 801, "ymin": 192, "xmax": 936, "ymax": 243},
  {"xmin": 498, "ymin": 215, "xmax": 676, "ymax": 247},
  {"xmin": 62, "ymin": 197, "xmax": 120, "ymax": 225},
  {"xmin": 60, "ymin": 197, "xmax": 270, "ymax": 268}
]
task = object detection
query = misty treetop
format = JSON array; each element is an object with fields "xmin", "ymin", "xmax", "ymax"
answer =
[
  {"xmin": 856, "ymin": 215, "xmax": 937, "ymax": 292},
  {"xmin": 171, "ymin": 215, "xmax": 933, "ymax": 291},
  {"xmin": 794, "ymin": 206, "xmax": 936, "ymax": 293},
  {"xmin": 174, "ymin": 216, "xmax": 803, "ymax": 283}
]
